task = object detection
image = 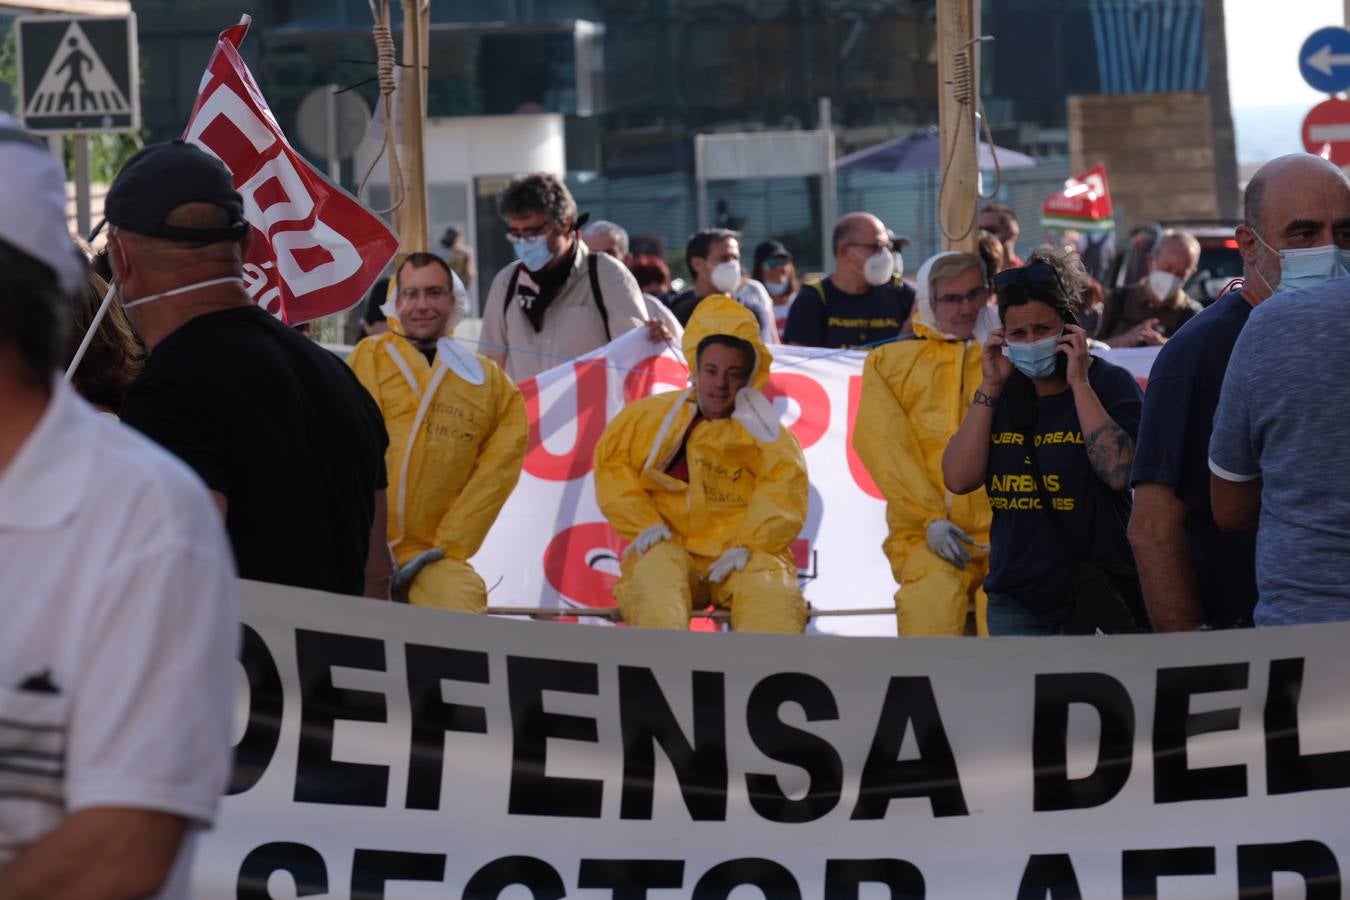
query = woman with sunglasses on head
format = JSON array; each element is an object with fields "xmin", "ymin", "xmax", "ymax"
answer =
[{"xmin": 941, "ymin": 248, "xmax": 1145, "ymax": 636}]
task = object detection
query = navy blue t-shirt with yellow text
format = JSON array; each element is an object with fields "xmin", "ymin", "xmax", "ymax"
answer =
[
  {"xmin": 984, "ymin": 358, "xmax": 1144, "ymax": 623},
  {"xmin": 783, "ymin": 276, "xmax": 915, "ymax": 349}
]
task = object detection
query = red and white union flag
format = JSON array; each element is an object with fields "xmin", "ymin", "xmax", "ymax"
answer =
[{"xmin": 182, "ymin": 17, "xmax": 397, "ymax": 325}]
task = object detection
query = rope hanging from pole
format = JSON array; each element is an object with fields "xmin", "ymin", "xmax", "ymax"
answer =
[
  {"xmin": 938, "ymin": 33, "xmax": 998, "ymax": 244},
  {"xmin": 357, "ymin": 0, "xmax": 406, "ymax": 214}
]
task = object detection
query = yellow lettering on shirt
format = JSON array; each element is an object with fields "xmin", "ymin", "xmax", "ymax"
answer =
[
  {"xmin": 825, "ymin": 317, "xmax": 901, "ymax": 329},
  {"xmin": 1034, "ymin": 430, "xmax": 1084, "ymax": 447}
]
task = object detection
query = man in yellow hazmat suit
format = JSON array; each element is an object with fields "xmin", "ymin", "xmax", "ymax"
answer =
[
  {"xmin": 853, "ymin": 252, "xmax": 994, "ymax": 636},
  {"xmin": 594, "ymin": 296, "xmax": 809, "ymax": 632},
  {"xmin": 349, "ymin": 252, "xmax": 527, "ymax": 611}
]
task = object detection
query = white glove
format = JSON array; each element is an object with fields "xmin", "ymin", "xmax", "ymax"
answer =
[
  {"xmin": 391, "ymin": 548, "xmax": 444, "ymax": 600},
  {"xmin": 926, "ymin": 520, "xmax": 975, "ymax": 569},
  {"xmin": 631, "ymin": 523, "xmax": 672, "ymax": 556},
  {"xmin": 707, "ymin": 546, "xmax": 750, "ymax": 583}
]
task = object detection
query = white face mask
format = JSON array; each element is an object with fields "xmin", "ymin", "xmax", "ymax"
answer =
[
  {"xmin": 710, "ymin": 260, "xmax": 741, "ymax": 294},
  {"xmin": 121, "ymin": 276, "xmax": 246, "ymax": 311},
  {"xmin": 1147, "ymin": 270, "xmax": 1182, "ymax": 302},
  {"xmin": 863, "ymin": 249, "xmax": 896, "ymax": 286}
]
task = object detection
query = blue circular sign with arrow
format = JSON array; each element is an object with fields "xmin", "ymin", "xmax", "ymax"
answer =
[{"xmin": 1301, "ymin": 26, "xmax": 1350, "ymax": 95}]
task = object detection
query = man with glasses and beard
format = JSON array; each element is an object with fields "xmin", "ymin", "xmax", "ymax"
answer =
[{"xmin": 480, "ymin": 172, "xmax": 649, "ymax": 382}]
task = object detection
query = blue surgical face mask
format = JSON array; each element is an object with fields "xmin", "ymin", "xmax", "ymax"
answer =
[
  {"xmin": 1252, "ymin": 230, "xmax": 1350, "ymax": 292},
  {"xmin": 764, "ymin": 279, "xmax": 789, "ymax": 296},
  {"xmin": 1002, "ymin": 331, "xmax": 1062, "ymax": 380},
  {"xmin": 512, "ymin": 234, "xmax": 554, "ymax": 272}
]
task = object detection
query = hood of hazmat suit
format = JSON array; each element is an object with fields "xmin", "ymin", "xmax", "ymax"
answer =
[{"xmin": 380, "ymin": 267, "xmax": 471, "ymax": 339}]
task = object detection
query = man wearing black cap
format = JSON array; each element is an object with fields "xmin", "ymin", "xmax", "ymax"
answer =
[{"xmin": 106, "ymin": 141, "xmax": 393, "ymax": 599}]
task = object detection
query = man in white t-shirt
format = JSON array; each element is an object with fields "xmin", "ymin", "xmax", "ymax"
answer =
[{"xmin": 0, "ymin": 115, "xmax": 238, "ymax": 899}]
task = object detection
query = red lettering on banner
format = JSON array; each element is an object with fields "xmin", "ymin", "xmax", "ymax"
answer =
[
  {"xmin": 543, "ymin": 521, "xmax": 625, "ymax": 610},
  {"xmin": 624, "ymin": 355, "xmax": 687, "ymax": 404},
  {"xmin": 521, "ymin": 360, "xmax": 609, "ymax": 481},
  {"xmin": 541, "ymin": 522, "xmax": 720, "ymax": 631},
  {"xmin": 846, "ymin": 375, "xmax": 884, "ymax": 500},
  {"xmin": 764, "ymin": 372, "xmax": 830, "ymax": 451}
]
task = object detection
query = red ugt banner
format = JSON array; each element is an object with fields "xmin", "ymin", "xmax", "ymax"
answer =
[
  {"xmin": 183, "ymin": 19, "xmax": 397, "ymax": 325},
  {"xmin": 1040, "ymin": 164, "xmax": 1115, "ymax": 233}
]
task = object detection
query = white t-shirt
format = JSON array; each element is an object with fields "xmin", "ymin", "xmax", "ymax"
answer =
[{"xmin": 0, "ymin": 380, "xmax": 238, "ymax": 898}]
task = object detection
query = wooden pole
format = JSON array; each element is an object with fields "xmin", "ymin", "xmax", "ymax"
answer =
[
  {"xmin": 936, "ymin": 0, "xmax": 979, "ymax": 252},
  {"xmin": 394, "ymin": 0, "xmax": 430, "ymax": 254}
]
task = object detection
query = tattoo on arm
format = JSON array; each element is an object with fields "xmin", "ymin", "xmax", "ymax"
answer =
[{"xmin": 1084, "ymin": 420, "xmax": 1136, "ymax": 491}]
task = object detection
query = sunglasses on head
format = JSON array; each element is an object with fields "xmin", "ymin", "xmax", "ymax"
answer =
[{"xmin": 994, "ymin": 259, "xmax": 1065, "ymax": 298}]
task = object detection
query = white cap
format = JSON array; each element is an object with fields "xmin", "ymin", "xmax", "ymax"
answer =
[{"xmin": 0, "ymin": 114, "xmax": 85, "ymax": 293}]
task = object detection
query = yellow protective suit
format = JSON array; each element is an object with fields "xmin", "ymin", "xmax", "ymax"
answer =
[
  {"xmin": 349, "ymin": 318, "xmax": 526, "ymax": 612},
  {"xmin": 594, "ymin": 296, "xmax": 809, "ymax": 633},
  {"xmin": 852, "ymin": 254, "xmax": 993, "ymax": 636}
]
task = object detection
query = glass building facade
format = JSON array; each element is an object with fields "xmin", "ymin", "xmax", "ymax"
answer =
[{"xmin": 117, "ymin": 0, "xmax": 1211, "ymax": 275}]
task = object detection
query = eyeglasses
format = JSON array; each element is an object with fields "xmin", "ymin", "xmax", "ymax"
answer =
[
  {"xmin": 505, "ymin": 222, "xmax": 552, "ymax": 241},
  {"xmin": 846, "ymin": 241, "xmax": 893, "ymax": 254},
  {"xmin": 399, "ymin": 286, "xmax": 452, "ymax": 301},
  {"xmin": 762, "ymin": 258, "xmax": 790, "ymax": 270},
  {"xmin": 994, "ymin": 260, "xmax": 1066, "ymax": 299},
  {"xmin": 935, "ymin": 284, "xmax": 990, "ymax": 306}
]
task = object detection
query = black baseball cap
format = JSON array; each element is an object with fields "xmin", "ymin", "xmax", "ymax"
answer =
[
  {"xmin": 753, "ymin": 239, "xmax": 791, "ymax": 270},
  {"xmin": 92, "ymin": 140, "xmax": 249, "ymax": 243}
]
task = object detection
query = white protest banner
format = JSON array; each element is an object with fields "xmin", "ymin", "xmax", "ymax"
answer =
[
  {"xmin": 195, "ymin": 580, "xmax": 1350, "ymax": 898},
  {"xmin": 1097, "ymin": 345, "xmax": 1161, "ymax": 387},
  {"xmin": 469, "ymin": 332, "xmax": 1162, "ymax": 636}
]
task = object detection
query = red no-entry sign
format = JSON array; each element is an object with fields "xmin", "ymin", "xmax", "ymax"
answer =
[{"xmin": 1302, "ymin": 98, "xmax": 1350, "ymax": 166}]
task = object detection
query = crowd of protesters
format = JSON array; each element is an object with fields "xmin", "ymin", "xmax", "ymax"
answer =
[
  {"xmin": 22, "ymin": 135, "xmax": 1350, "ymax": 640},
  {"xmin": 6, "ymin": 93, "xmax": 1350, "ymax": 891}
]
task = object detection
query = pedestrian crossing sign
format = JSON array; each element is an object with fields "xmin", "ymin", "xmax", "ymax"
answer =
[{"xmin": 16, "ymin": 14, "xmax": 139, "ymax": 134}]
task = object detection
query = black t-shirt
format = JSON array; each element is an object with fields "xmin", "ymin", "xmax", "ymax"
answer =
[
  {"xmin": 1130, "ymin": 289, "xmax": 1257, "ymax": 626},
  {"xmin": 669, "ymin": 288, "xmax": 772, "ymax": 336},
  {"xmin": 782, "ymin": 276, "xmax": 915, "ymax": 348},
  {"xmin": 984, "ymin": 359, "xmax": 1144, "ymax": 623},
  {"xmin": 121, "ymin": 305, "xmax": 389, "ymax": 596}
]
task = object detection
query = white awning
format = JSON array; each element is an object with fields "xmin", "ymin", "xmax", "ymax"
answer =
[{"xmin": 0, "ymin": 1, "xmax": 131, "ymax": 14}]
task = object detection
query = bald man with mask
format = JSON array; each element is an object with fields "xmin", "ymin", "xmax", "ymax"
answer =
[
  {"xmin": 784, "ymin": 212, "xmax": 915, "ymax": 348},
  {"xmin": 1129, "ymin": 154, "xmax": 1350, "ymax": 631}
]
